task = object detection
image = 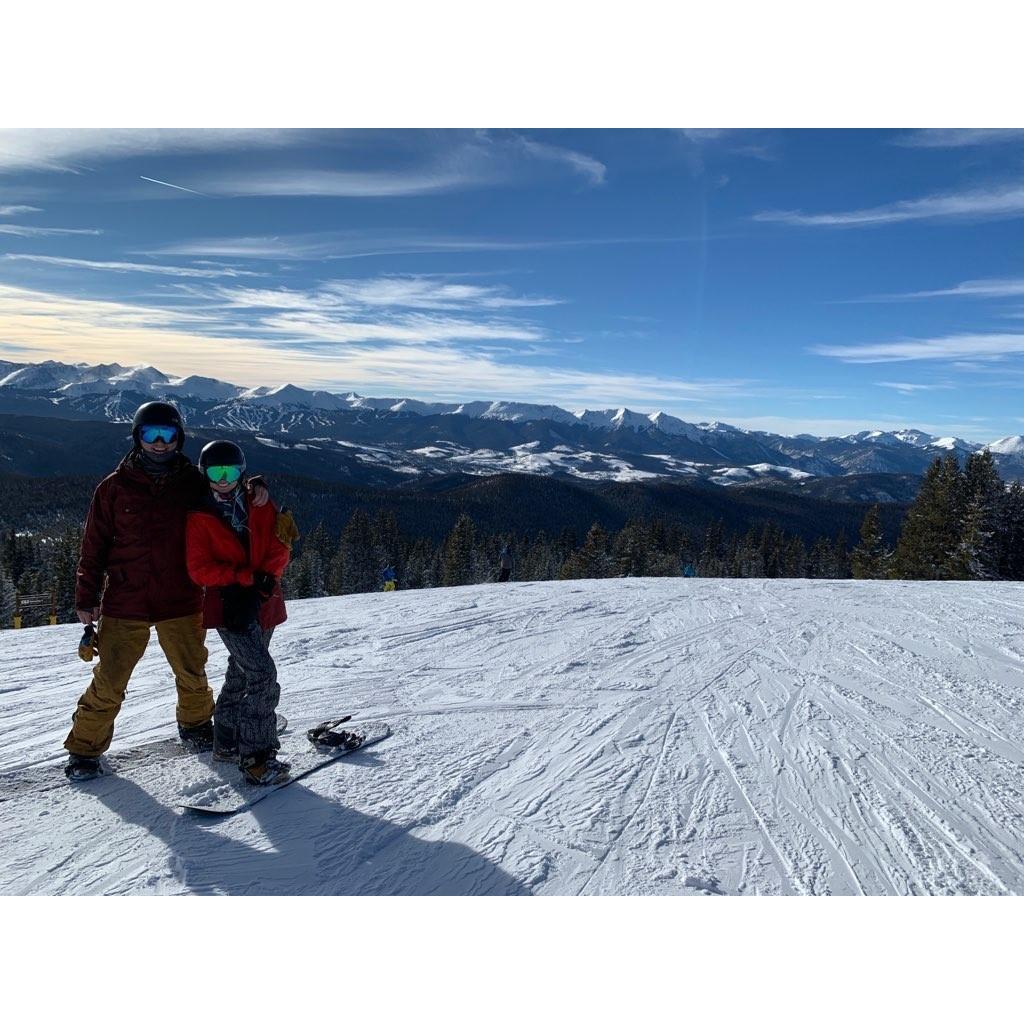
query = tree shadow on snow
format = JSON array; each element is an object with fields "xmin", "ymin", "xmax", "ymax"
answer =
[{"xmin": 92, "ymin": 752, "xmax": 531, "ymax": 896}]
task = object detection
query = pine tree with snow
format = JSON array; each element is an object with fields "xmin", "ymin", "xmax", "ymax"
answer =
[
  {"xmin": 997, "ymin": 482, "xmax": 1024, "ymax": 580},
  {"xmin": 328, "ymin": 509, "xmax": 377, "ymax": 594},
  {"xmin": 781, "ymin": 536, "xmax": 807, "ymax": 577},
  {"xmin": 851, "ymin": 505, "xmax": 887, "ymax": 579},
  {"xmin": 559, "ymin": 523, "xmax": 612, "ymax": 580},
  {"xmin": 697, "ymin": 519, "xmax": 726, "ymax": 577},
  {"xmin": 442, "ymin": 514, "xmax": 477, "ymax": 586},
  {"xmin": 891, "ymin": 456, "xmax": 964, "ymax": 579}
]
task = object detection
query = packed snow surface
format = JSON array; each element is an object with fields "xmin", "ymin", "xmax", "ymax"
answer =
[{"xmin": 3, "ymin": 578, "xmax": 1024, "ymax": 895}]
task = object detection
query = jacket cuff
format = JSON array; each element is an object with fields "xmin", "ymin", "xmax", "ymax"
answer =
[{"xmin": 237, "ymin": 569, "xmax": 255, "ymax": 586}]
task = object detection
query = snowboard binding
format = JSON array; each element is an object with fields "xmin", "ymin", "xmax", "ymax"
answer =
[{"xmin": 307, "ymin": 716, "xmax": 364, "ymax": 750}]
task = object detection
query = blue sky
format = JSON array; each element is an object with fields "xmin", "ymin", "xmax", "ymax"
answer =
[{"xmin": 2, "ymin": 128, "xmax": 1024, "ymax": 440}]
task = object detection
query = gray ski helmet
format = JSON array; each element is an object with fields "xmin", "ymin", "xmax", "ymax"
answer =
[
  {"xmin": 132, "ymin": 401, "xmax": 185, "ymax": 450},
  {"xmin": 198, "ymin": 440, "xmax": 246, "ymax": 476}
]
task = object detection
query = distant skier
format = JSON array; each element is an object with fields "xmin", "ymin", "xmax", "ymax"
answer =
[
  {"xmin": 682, "ymin": 563, "xmax": 697, "ymax": 578},
  {"xmin": 186, "ymin": 440, "xmax": 292, "ymax": 786},
  {"xmin": 63, "ymin": 402, "xmax": 269, "ymax": 782},
  {"xmin": 381, "ymin": 565, "xmax": 397, "ymax": 592},
  {"xmin": 497, "ymin": 544, "xmax": 514, "ymax": 583}
]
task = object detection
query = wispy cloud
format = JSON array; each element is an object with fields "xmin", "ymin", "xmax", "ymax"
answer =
[
  {"xmin": 0, "ymin": 282, "xmax": 751, "ymax": 411},
  {"xmin": 849, "ymin": 277, "xmax": 1024, "ymax": 302},
  {"xmin": 0, "ymin": 205, "xmax": 42, "ymax": 217},
  {"xmin": 147, "ymin": 230, "xmax": 695, "ymax": 261},
  {"xmin": 876, "ymin": 381, "xmax": 955, "ymax": 393},
  {"xmin": 0, "ymin": 224, "xmax": 102, "ymax": 237},
  {"xmin": 754, "ymin": 184, "xmax": 1024, "ymax": 227},
  {"xmin": 0, "ymin": 129, "xmax": 302, "ymax": 174},
  {"xmin": 814, "ymin": 333, "xmax": 1024, "ymax": 363},
  {"xmin": 191, "ymin": 166, "xmax": 490, "ymax": 198},
  {"xmin": 180, "ymin": 131, "xmax": 608, "ymax": 197},
  {"xmin": 3, "ymin": 254, "xmax": 261, "ymax": 278},
  {"xmin": 894, "ymin": 129, "xmax": 1024, "ymax": 148},
  {"xmin": 321, "ymin": 276, "xmax": 563, "ymax": 311},
  {"xmin": 511, "ymin": 137, "xmax": 607, "ymax": 186}
]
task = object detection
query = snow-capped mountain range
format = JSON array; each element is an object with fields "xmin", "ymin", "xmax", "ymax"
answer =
[{"xmin": 1, "ymin": 359, "xmax": 1022, "ymax": 488}]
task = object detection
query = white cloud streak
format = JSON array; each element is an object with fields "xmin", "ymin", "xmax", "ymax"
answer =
[
  {"xmin": 0, "ymin": 283, "xmax": 750, "ymax": 411},
  {"xmin": 2, "ymin": 253, "xmax": 261, "ymax": 278},
  {"xmin": 754, "ymin": 184, "xmax": 1024, "ymax": 227},
  {"xmin": 148, "ymin": 230, "xmax": 693, "ymax": 261},
  {"xmin": 814, "ymin": 333, "xmax": 1024, "ymax": 363},
  {"xmin": 0, "ymin": 129, "xmax": 302, "ymax": 174},
  {"xmin": 0, "ymin": 205, "xmax": 42, "ymax": 216},
  {"xmin": 876, "ymin": 381, "xmax": 954, "ymax": 393},
  {"xmin": 895, "ymin": 129, "xmax": 1024, "ymax": 148},
  {"xmin": 0, "ymin": 224, "xmax": 102, "ymax": 237},
  {"xmin": 867, "ymin": 277, "xmax": 1024, "ymax": 301}
]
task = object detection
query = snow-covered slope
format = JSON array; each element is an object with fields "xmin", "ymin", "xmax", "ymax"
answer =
[{"xmin": 2, "ymin": 578, "xmax": 1024, "ymax": 895}]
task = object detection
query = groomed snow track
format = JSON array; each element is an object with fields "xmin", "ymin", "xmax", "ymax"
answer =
[{"xmin": 2, "ymin": 578, "xmax": 1024, "ymax": 895}]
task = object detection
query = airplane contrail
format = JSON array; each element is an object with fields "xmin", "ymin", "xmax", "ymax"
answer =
[{"xmin": 139, "ymin": 175, "xmax": 210, "ymax": 197}]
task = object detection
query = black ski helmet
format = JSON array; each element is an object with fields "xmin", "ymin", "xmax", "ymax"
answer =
[
  {"xmin": 132, "ymin": 401, "xmax": 185, "ymax": 450},
  {"xmin": 198, "ymin": 440, "xmax": 246, "ymax": 476}
]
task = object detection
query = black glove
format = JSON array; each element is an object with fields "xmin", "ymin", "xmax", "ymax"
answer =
[
  {"xmin": 220, "ymin": 584, "xmax": 262, "ymax": 633},
  {"xmin": 253, "ymin": 571, "xmax": 276, "ymax": 599}
]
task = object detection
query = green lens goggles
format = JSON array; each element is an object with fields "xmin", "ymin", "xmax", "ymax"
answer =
[{"xmin": 205, "ymin": 465, "xmax": 242, "ymax": 484}]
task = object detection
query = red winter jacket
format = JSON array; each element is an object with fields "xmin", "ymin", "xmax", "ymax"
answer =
[
  {"xmin": 185, "ymin": 492, "xmax": 291, "ymax": 630},
  {"xmin": 76, "ymin": 452, "xmax": 207, "ymax": 621}
]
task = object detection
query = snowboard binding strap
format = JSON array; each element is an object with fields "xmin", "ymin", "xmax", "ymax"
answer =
[{"xmin": 307, "ymin": 717, "xmax": 364, "ymax": 750}]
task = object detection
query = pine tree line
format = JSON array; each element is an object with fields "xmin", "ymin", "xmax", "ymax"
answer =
[
  {"xmin": 280, "ymin": 509, "xmax": 857, "ymax": 599},
  {"xmin": 851, "ymin": 450, "xmax": 1024, "ymax": 580},
  {"xmin": 8, "ymin": 453, "xmax": 1019, "ymax": 628}
]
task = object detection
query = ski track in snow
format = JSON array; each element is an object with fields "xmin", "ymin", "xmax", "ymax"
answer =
[{"xmin": 2, "ymin": 578, "xmax": 1024, "ymax": 895}]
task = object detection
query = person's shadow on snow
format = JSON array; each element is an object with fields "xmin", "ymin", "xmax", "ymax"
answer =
[{"xmin": 91, "ymin": 751, "xmax": 531, "ymax": 896}]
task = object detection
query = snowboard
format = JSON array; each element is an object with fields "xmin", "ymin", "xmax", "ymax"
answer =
[
  {"xmin": 112, "ymin": 714, "xmax": 290, "ymax": 770},
  {"xmin": 179, "ymin": 720, "xmax": 391, "ymax": 815}
]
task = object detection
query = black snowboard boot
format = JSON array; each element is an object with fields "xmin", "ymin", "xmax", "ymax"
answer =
[
  {"xmin": 240, "ymin": 750, "xmax": 290, "ymax": 786},
  {"xmin": 178, "ymin": 720, "xmax": 215, "ymax": 752},
  {"xmin": 212, "ymin": 721, "xmax": 238, "ymax": 762},
  {"xmin": 65, "ymin": 753, "xmax": 101, "ymax": 782}
]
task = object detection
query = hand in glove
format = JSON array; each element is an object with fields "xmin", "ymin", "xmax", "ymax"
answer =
[
  {"xmin": 220, "ymin": 584, "xmax": 262, "ymax": 633},
  {"xmin": 253, "ymin": 571, "xmax": 277, "ymax": 598},
  {"xmin": 274, "ymin": 508, "xmax": 300, "ymax": 549}
]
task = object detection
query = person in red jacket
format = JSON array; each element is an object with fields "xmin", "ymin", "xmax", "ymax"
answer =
[
  {"xmin": 64, "ymin": 401, "xmax": 269, "ymax": 781},
  {"xmin": 186, "ymin": 440, "xmax": 291, "ymax": 785}
]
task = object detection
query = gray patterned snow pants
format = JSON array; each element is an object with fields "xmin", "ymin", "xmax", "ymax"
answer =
[{"xmin": 214, "ymin": 624, "xmax": 280, "ymax": 757}]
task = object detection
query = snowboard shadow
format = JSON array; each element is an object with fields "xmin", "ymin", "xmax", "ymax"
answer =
[{"xmin": 92, "ymin": 762, "xmax": 531, "ymax": 896}]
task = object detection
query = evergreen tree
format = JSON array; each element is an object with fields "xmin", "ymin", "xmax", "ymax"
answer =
[
  {"xmin": 891, "ymin": 456, "xmax": 964, "ymax": 579},
  {"xmin": 612, "ymin": 519, "xmax": 649, "ymax": 577},
  {"xmin": 697, "ymin": 519, "xmax": 726, "ymax": 577},
  {"xmin": 328, "ymin": 509, "xmax": 377, "ymax": 594},
  {"xmin": 956, "ymin": 450, "xmax": 1004, "ymax": 579},
  {"xmin": 851, "ymin": 505, "xmax": 886, "ymax": 579},
  {"xmin": 997, "ymin": 482, "xmax": 1024, "ymax": 580},
  {"xmin": 559, "ymin": 523, "xmax": 612, "ymax": 580},
  {"xmin": 442, "ymin": 514, "xmax": 477, "ymax": 586}
]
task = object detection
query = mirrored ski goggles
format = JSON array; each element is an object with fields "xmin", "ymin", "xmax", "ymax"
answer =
[
  {"xmin": 139, "ymin": 424, "xmax": 178, "ymax": 445},
  {"xmin": 205, "ymin": 464, "xmax": 243, "ymax": 484}
]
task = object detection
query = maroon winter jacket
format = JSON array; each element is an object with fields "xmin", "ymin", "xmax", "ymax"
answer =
[{"xmin": 76, "ymin": 451, "xmax": 208, "ymax": 622}]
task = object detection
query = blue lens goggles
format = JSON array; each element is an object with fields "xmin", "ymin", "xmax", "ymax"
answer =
[{"xmin": 139, "ymin": 425, "xmax": 178, "ymax": 445}]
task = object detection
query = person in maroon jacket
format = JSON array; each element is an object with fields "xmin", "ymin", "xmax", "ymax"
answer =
[
  {"xmin": 64, "ymin": 401, "xmax": 268, "ymax": 781},
  {"xmin": 186, "ymin": 440, "xmax": 291, "ymax": 785}
]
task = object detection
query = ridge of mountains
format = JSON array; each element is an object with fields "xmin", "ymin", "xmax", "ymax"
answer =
[{"xmin": 1, "ymin": 359, "xmax": 1020, "ymax": 492}]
